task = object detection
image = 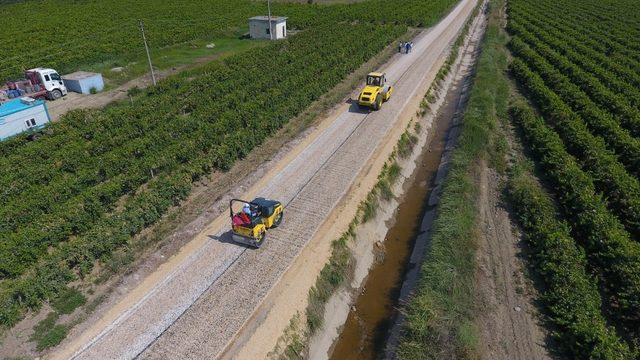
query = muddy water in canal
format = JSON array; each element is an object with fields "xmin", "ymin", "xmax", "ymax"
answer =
[{"xmin": 329, "ymin": 86, "xmax": 460, "ymax": 359}]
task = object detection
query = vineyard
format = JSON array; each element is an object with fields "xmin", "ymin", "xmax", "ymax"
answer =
[
  {"xmin": 507, "ymin": 0, "xmax": 640, "ymax": 354},
  {"xmin": 0, "ymin": 0, "xmax": 458, "ymax": 330},
  {"xmin": 0, "ymin": 0, "xmax": 455, "ymax": 81}
]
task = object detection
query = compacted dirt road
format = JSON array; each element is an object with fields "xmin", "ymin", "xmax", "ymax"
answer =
[
  {"xmin": 474, "ymin": 162, "xmax": 551, "ymax": 359},
  {"xmin": 55, "ymin": 1, "xmax": 478, "ymax": 358}
]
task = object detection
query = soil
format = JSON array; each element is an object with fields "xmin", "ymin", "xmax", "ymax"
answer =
[
  {"xmin": 228, "ymin": 2, "xmax": 480, "ymax": 359},
  {"xmin": 2, "ymin": 28, "xmax": 406, "ymax": 360},
  {"xmin": 329, "ymin": 2, "xmax": 487, "ymax": 358},
  {"xmin": 473, "ymin": 160, "xmax": 551, "ymax": 360},
  {"xmin": 39, "ymin": 1, "xmax": 479, "ymax": 359},
  {"xmin": 46, "ymin": 52, "xmax": 224, "ymax": 121},
  {"xmin": 329, "ymin": 110, "xmax": 444, "ymax": 360}
]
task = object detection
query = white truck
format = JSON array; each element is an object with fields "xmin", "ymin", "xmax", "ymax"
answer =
[{"xmin": 1, "ymin": 68, "xmax": 68, "ymax": 102}]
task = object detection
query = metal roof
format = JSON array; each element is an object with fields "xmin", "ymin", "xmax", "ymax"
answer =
[
  {"xmin": 249, "ymin": 16, "xmax": 287, "ymax": 22},
  {"xmin": 62, "ymin": 71, "xmax": 101, "ymax": 81},
  {"xmin": 26, "ymin": 67, "xmax": 56, "ymax": 73},
  {"xmin": 0, "ymin": 98, "xmax": 44, "ymax": 118}
]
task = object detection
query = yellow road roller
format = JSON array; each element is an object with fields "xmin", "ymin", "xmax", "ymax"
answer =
[
  {"xmin": 357, "ymin": 72, "xmax": 393, "ymax": 111},
  {"xmin": 230, "ymin": 197, "xmax": 283, "ymax": 248}
]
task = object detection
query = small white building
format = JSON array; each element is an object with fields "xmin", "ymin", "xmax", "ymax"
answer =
[
  {"xmin": 0, "ymin": 97, "xmax": 50, "ymax": 140},
  {"xmin": 63, "ymin": 71, "xmax": 105, "ymax": 94},
  {"xmin": 249, "ymin": 16, "xmax": 287, "ymax": 40}
]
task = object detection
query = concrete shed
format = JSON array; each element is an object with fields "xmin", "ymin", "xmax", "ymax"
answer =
[
  {"xmin": 62, "ymin": 71, "xmax": 104, "ymax": 94},
  {"xmin": 249, "ymin": 16, "xmax": 287, "ymax": 40},
  {"xmin": 0, "ymin": 97, "xmax": 50, "ymax": 140}
]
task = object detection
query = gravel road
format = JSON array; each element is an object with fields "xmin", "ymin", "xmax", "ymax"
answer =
[{"xmin": 60, "ymin": 1, "xmax": 477, "ymax": 358}]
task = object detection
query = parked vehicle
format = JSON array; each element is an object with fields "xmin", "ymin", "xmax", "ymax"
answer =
[{"xmin": 1, "ymin": 68, "xmax": 68, "ymax": 102}]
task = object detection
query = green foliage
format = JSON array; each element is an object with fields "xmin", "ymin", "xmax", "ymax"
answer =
[
  {"xmin": 507, "ymin": 0, "xmax": 640, "ymax": 105},
  {"xmin": 0, "ymin": 0, "xmax": 459, "ymax": 330},
  {"xmin": 507, "ymin": 20, "xmax": 640, "ymax": 138},
  {"xmin": 509, "ymin": 58, "xmax": 640, "ymax": 237},
  {"xmin": 397, "ymin": 3, "xmax": 508, "ymax": 357},
  {"xmin": 127, "ymin": 86, "xmax": 142, "ymax": 97},
  {"xmin": 508, "ymin": 35, "xmax": 640, "ymax": 179},
  {"xmin": 508, "ymin": 159, "xmax": 632, "ymax": 358},
  {"xmin": 378, "ymin": 178, "xmax": 394, "ymax": 201},
  {"xmin": 0, "ymin": 0, "xmax": 457, "ymax": 81},
  {"xmin": 359, "ymin": 191, "xmax": 379, "ymax": 223},
  {"xmin": 509, "ymin": 104, "xmax": 640, "ymax": 341},
  {"xmin": 35, "ymin": 324, "xmax": 68, "ymax": 351},
  {"xmin": 507, "ymin": 3, "xmax": 640, "ymax": 347},
  {"xmin": 306, "ymin": 232, "xmax": 354, "ymax": 333},
  {"xmin": 51, "ymin": 287, "xmax": 86, "ymax": 315},
  {"xmin": 387, "ymin": 161, "xmax": 401, "ymax": 183},
  {"xmin": 32, "ymin": 312, "xmax": 58, "ymax": 337},
  {"xmin": 30, "ymin": 312, "xmax": 68, "ymax": 351},
  {"xmin": 282, "ymin": 315, "xmax": 305, "ymax": 359},
  {"xmin": 397, "ymin": 132, "xmax": 418, "ymax": 158}
]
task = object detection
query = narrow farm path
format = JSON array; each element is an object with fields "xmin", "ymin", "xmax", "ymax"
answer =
[
  {"xmin": 474, "ymin": 162, "xmax": 551, "ymax": 359},
  {"xmin": 54, "ymin": 1, "xmax": 477, "ymax": 358},
  {"xmin": 46, "ymin": 53, "xmax": 224, "ymax": 121}
]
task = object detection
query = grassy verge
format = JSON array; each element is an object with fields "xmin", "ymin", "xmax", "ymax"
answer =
[
  {"xmin": 307, "ymin": 122, "xmax": 414, "ymax": 334},
  {"xmin": 418, "ymin": 4, "xmax": 480, "ymax": 117},
  {"xmin": 396, "ymin": 1, "xmax": 509, "ymax": 358},
  {"xmin": 26, "ymin": 286, "xmax": 87, "ymax": 351},
  {"xmin": 270, "ymin": 120, "xmax": 418, "ymax": 359},
  {"xmin": 88, "ymin": 36, "xmax": 267, "ymax": 88},
  {"xmin": 30, "ymin": 312, "xmax": 68, "ymax": 352},
  {"xmin": 0, "ymin": 26, "xmax": 421, "ymax": 359}
]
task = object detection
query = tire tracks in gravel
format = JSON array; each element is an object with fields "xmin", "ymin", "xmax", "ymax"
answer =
[{"xmin": 59, "ymin": 1, "xmax": 478, "ymax": 358}]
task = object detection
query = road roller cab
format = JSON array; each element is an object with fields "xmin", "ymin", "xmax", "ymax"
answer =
[
  {"xmin": 230, "ymin": 198, "xmax": 283, "ymax": 248},
  {"xmin": 357, "ymin": 72, "xmax": 393, "ymax": 111}
]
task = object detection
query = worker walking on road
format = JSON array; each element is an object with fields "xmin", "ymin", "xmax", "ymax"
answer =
[
  {"xmin": 405, "ymin": 41, "xmax": 411, "ymax": 54},
  {"xmin": 399, "ymin": 41, "xmax": 404, "ymax": 54}
]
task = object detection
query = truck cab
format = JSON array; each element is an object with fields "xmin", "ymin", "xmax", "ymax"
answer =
[{"xmin": 25, "ymin": 68, "xmax": 68, "ymax": 100}]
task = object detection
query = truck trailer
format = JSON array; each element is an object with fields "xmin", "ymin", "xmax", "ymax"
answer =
[{"xmin": 1, "ymin": 68, "xmax": 68, "ymax": 102}]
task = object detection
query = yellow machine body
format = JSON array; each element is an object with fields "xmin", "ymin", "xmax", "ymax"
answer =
[
  {"xmin": 357, "ymin": 72, "xmax": 393, "ymax": 110},
  {"xmin": 230, "ymin": 198, "xmax": 284, "ymax": 248}
]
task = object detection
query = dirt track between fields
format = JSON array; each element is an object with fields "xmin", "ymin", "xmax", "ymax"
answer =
[
  {"xmin": 53, "ymin": 1, "xmax": 478, "ymax": 358},
  {"xmin": 47, "ymin": 75, "xmax": 149, "ymax": 121},
  {"xmin": 474, "ymin": 161, "xmax": 551, "ymax": 359},
  {"xmin": 47, "ymin": 53, "xmax": 224, "ymax": 121}
]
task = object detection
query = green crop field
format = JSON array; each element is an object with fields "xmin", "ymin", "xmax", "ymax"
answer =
[
  {"xmin": 0, "ymin": 0, "xmax": 454, "ymax": 81},
  {"xmin": 0, "ymin": 0, "xmax": 458, "ymax": 331},
  {"xmin": 506, "ymin": 0, "xmax": 640, "ymax": 355},
  {"xmin": 395, "ymin": 0, "xmax": 640, "ymax": 358}
]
